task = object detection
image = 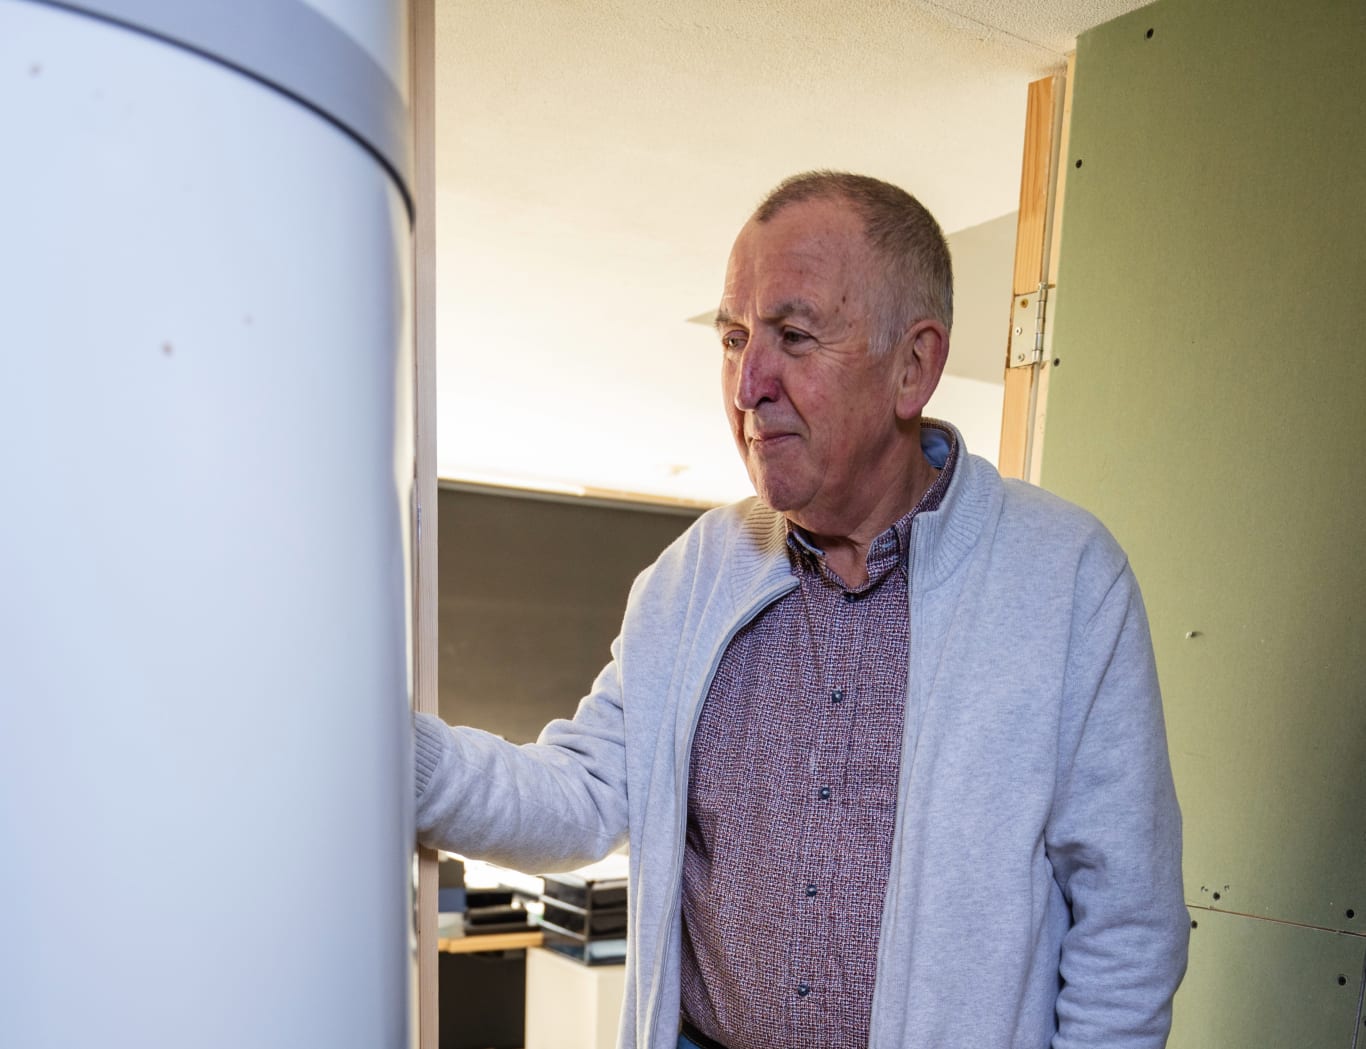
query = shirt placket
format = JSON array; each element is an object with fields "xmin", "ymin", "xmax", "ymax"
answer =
[{"xmin": 788, "ymin": 568, "xmax": 866, "ymax": 1041}]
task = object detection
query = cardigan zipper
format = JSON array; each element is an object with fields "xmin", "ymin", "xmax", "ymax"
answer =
[
  {"xmin": 641, "ymin": 577, "xmax": 799, "ymax": 1048},
  {"xmin": 868, "ymin": 528, "xmax": 920, "ymax": 1049}
]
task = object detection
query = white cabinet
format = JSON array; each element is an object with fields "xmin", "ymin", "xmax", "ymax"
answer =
[{"xmin": 523, "ymin": 948, "xmax": 626, "ymax": 1049}]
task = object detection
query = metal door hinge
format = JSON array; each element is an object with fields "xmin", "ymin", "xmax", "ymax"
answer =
[{"xmin": 1009, "ymin": 282, "xmax": 1056, "ymax": 368}]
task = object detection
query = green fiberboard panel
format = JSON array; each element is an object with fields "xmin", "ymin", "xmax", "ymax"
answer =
[
  {"xmin": 1177, "ymin": 910, "xmax": 1364, "ymax": 1048},
  {"xmin": 1042, "ymin": 0, "xmax": 1366, "ymax": 1043}
]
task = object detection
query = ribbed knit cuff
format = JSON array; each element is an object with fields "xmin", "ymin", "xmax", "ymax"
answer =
[{"xmin": 412, "ymin": 711, "xmax": 448, "ymax": 797}]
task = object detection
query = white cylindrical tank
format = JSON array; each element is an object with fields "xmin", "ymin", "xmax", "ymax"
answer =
[{"xmin": 0, "ymin": 2, "xmax": 413, "ymax": 1046}]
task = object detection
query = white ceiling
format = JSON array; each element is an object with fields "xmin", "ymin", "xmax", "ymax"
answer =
[{"xmin": 432, "ymin": 0, "xmax": 1150, "ymax": 505}]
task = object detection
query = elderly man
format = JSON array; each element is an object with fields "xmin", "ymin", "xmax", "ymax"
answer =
[{"xmin": 415, "ymin": 172, "xmax": 1188, "ymax": 1049}]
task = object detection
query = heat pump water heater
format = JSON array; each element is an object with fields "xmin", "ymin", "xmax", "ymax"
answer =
[{"xmin": 0, "ymin": 2, "xmax": 415, "ymax": 1045}]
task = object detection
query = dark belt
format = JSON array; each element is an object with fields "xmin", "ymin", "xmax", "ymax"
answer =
[{"xmin": 680, "ymin": 1019, "xmax": 731, "ymax": 1049}]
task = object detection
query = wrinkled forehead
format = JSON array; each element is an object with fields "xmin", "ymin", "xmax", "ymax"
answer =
[{"xmin": 721, "ymin": 202, "xmax": 874, "ymax": 316}]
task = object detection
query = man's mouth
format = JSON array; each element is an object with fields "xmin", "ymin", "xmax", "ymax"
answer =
[{"xmin": 748, "ymin": 430, "xmax": 796, "ymax": 448}]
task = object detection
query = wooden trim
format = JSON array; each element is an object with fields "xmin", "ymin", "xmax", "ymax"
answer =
[
  {"xmin": 1027, "ymin": 52, "xmax": 1076, "ymax": 486},
  {"xmin": 409, "ymin": 0, "xmax": 439, "ymax": 1046},
  {"xmin": 999, "ymin": 73, "xmax": 1066, "ymax": 480},
  {"xmin": 1011, "ymin": 76, "xmax": 1059, "ymax": 299},
  {"xmin": 1046, "ymin": 54, "xmax": 1075, "ymax": 299},
  {"xmin": 998, "ymin": 363, "xmax": 1034, "ymax": 479}
]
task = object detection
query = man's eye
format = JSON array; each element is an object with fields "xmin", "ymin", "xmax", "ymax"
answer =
[
  {"xmin": 721, "ymin": 332, "xmax": 746, "ymax": 352},
  {"xmin": 781, "ymin": 328, "xmax": 811, "ymax": 346}
]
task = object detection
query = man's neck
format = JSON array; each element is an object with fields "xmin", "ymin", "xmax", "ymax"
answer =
[{"xmin": 795, "ymin": 451, "xmax": 941, "ymax": 589}]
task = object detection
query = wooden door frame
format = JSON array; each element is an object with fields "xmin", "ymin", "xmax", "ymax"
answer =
[
  {"xmin": 410, "ymin": 0, "xmax": 439, "ymax": 1045},
  {"xmin": 998, "ymin": 58, "xmax": 1074, "ymax": 483}
]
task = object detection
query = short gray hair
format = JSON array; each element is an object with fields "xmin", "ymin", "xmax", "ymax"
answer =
[{"xmin": 754, "ymin": 171, "xmax": 954, "ymax": 355}]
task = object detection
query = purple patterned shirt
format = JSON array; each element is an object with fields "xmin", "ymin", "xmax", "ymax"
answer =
[{"xmin": 680, "ymin": 429, "xmax": 959, "ymax": 1049}]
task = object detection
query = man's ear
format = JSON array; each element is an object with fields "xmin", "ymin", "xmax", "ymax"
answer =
[{"xmin": 894, "ymin": 320, "xmax": 950, "ymax": 421}]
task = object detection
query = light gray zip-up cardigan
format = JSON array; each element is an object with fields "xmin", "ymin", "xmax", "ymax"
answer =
[{"xmin": 415, "ymin": 431, "xmax": 1188, "ymax": 1049}]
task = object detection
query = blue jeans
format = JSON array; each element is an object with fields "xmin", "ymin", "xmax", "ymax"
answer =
[{"xmin": 678, "ymin": 1035, "xmax": 705, "ymax": 1049}]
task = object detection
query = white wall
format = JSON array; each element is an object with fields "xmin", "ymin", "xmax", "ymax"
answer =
[{"xmin": 926, "ymin": 210, "xmax": 1018, "ymax": 466}]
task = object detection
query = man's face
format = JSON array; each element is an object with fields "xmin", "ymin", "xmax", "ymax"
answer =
[{"xmin": 717, "ymin": 198, "xmax": 912, "ymax": 536}]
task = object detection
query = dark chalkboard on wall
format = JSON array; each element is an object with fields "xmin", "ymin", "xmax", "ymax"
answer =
[{"xmin": 437, "ymin": 484, "xmax": 703, "ymax": 743}]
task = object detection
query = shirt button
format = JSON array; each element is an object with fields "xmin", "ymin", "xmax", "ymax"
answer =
[
  {"xmin": 797, "ymin": 983, "xmax": 811, "ymax": 998},
  {"xmin": 830, "ymin": 688, "xmax": 844, "ymax": 704},
  {"xmin": 805, "ymin": 883, "xmax": 818, "ymax": 897},
  {"xmin": 843, "ymin": 592, "xmax": 856, "ymax": 603},
  {"xmin": 818, "ymin": 786, "xmax": 831, "ymax": 800}
]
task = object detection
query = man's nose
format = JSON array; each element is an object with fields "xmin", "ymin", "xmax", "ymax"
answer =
[{"xmin": 732, "ymin": 337, "xmax": 780, "ymax": 411}]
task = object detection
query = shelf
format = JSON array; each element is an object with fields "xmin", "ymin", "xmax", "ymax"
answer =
[{"xmin": 437, "ymin": 930, "xmax": 545, "ymax": 954}]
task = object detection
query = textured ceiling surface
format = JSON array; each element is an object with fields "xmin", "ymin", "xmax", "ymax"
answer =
[{"xmin": 433, "ymin": 0, "xmax": 1150, "ymax": 502}]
